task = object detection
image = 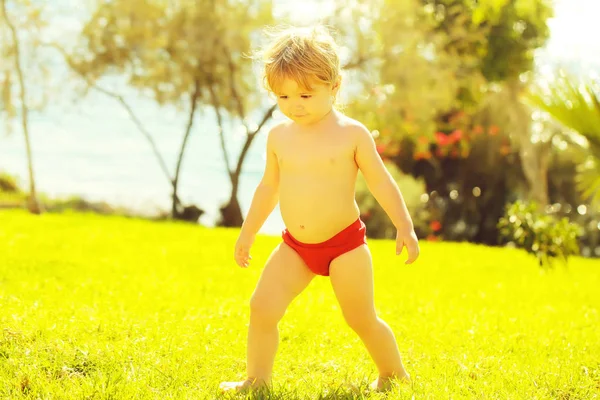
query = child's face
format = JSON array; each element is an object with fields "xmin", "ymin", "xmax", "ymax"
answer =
[{"xmin": 274, "ymin": 77, "xmax": 339, "ymax": 126}]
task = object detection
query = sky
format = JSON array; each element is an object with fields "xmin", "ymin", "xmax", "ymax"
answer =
[{"xmin": 538, "ymin": 0, "xmax": 600, "ymax": 73}]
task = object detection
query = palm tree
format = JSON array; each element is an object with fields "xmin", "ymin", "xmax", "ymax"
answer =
[{"xmin": 527, "ymin": 71, "xmax": 600, "ymax": 207}]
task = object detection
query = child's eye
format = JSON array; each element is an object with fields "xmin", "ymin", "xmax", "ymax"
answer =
[
  {"xmin": 279, "ymin": 95, "xmax": 288, "ymax": 99},
  {"xmin": 301, "ymin": 95, "xmax": 312, "ymax": 99}
]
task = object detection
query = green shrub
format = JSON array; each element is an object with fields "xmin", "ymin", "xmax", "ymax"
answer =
[
  {"xmin": 0, "ymin": 172, "xmax": 26, "ymax": 206},
  {"xmin": 498, "ymin": 200, "xmax": 582, "ymax": 268},
  {"xmin": 0, "ymin": 172, "xmax": 20, "ymax": 193}
]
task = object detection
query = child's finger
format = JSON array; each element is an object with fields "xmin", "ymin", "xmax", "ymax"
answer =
[
  {"xmin": 235, "ymin": 253, "xmax": 248, "ymax": 268},
  {"xmin": 396, "ymin": 242, "xmax": 404, "ymax": 256},
  {"xmin": 404, "ymin": 243, "xmax": 420, "ymax": 264},
  {"xmin": 234, "ymin": 246, "xmax": 252, "ymax": 267}
]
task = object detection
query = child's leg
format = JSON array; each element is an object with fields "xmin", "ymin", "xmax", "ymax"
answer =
[
  {"xmin": 221, "ymin": 243, "xmax": 315, "ymax": 391},
  {"xmin": 329, "ymin": 244, "xmax": 410, "ymax": 387}
]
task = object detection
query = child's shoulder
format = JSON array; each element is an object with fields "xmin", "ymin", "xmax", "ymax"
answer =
[
  {"xmin": 337, "ymin": 114, "xmax": 367, "ymax": 129},
  {"xmin": 266, "ymin": 121, "xmax": 291, "ymax": 142},
  {"xmin": 336, "ymin": 114, "xmax": 372, "ymax": 139},
  {"xmin": 270, "ymin": 119, "xmax": 296, "ymax": 134}
]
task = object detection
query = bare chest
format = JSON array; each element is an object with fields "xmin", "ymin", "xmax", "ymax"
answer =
[{"xmin": 277, "ymin": 139, "xmax": 356, "ymax": 173}]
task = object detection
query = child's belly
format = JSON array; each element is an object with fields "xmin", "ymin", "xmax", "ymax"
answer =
[{"xmin": 279, "ymin": 177, "xmax": 360, "ymax": 243}]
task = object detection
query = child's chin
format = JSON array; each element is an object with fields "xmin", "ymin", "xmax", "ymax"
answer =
[{"xmin": 293, "ymin": 119, "xmax": 312, "ymax": 126}]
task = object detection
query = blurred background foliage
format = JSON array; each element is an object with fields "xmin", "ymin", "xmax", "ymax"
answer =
[{"xmin": 1, "ymin": 0, "xmax": 599, "ymax": 263}]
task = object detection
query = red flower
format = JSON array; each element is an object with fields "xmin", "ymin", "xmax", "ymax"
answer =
[
  {"xmin": 376, "ymin": 144, "xmax": 386, "ymax": 154},
  {"xmin": 473, "ymin": 125, "xmax": 484, "ymax": 135},
  {"xmin": 418, "ymin": 136, "xmax": 429, "ymax": 145},
  {"xmin": 489, "ymin": 125, "xmax": 500, "ymax": 136},
  {"xmin": 450, "ymin": 129, "xmax": 463, "ymax": 143},
  {"xmin": 435, "ymin": 132, "xmax": 452, "ymax": 146},
  {"xmin": 430, "ymin": 220, "xmax": 442, "ymax": 232},
  {"xmin": 426, "ymin": 234, "xmax": 438, "ymax": 241}
]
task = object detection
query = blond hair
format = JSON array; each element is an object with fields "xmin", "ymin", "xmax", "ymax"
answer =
[{"xmin": 261, "ymin": 26, "xmax": 341, "ymax": 94}]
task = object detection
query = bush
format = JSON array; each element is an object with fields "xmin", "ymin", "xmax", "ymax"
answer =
[
  {"xmin": 0, "ymin": 172, "xmax": 26, "ymax": 207},
  {"xmin": 497, "ymin": 200, "xmax": 582, "ymax": 268},
  {"xmin": 0, "ymin": 172, "xmax": 20, "ymax": 193}
]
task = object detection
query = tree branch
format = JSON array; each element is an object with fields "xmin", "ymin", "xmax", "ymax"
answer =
[
  {"xmin": 1, "ymin": 0, "xmax": 40, "ymax": 212},
  {"xmin": 251, "ymin": 103, "xmax": 278, "ymax": 136},
  {"xmin": 342, "ymin": 55, "xmax": 369, "ymax": 70},
  {"xmin": 221, "ymin": 44, "xmax": 277, "ymax": 182},
  {"xmin": 43, "ymin": 42, "xmax": 174, "ymax": 187},
  {"xmin": 233, "ymin": 104, "xmax": 277, "ymax": 180},
  {"xmin": 172, "ymin": 78, "xmax": 201, "ymax": 214},
  {"xmin": 208, "ymin": 81, "xmax": 233, "ymax": 180},
  {"xmin": 227, "ymin": 55, "xmax": 247, "ymax": 125}
]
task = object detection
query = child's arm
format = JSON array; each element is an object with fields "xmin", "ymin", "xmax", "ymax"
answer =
[
  {"xmin": 235, "ymin": 126, "xmax": 280, "ymax": 267},
  {"xmin": 240, "ymin": 127, "xmax": 280, "ymax": 236},
  {"xmin": 354, "ymin": 125, "xmax": 413, "ymax": 230},
  {"xmin": 353, "ymin": 125, "xmax": 420, "ymax": 263}
]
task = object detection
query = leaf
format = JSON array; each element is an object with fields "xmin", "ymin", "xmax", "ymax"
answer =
[
  {"xmin": 577, "ymin": 161, "xmax": 600, "ymax": 206},
  {"xmin": 472, "ymin": 7, "xmax": 486, "ymax": 25},
  {"xmin": 527, "ymin": 72, "xmax": 600, "ymax": 207}
]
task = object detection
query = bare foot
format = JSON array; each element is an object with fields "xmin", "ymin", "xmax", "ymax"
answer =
[
  {"xmin": 370, "ymin": 374, "xmax": 411, "ymax": 392},
  {"xmin": 219, "ymin": 378, "xmax": 266, "ymax": 393}
]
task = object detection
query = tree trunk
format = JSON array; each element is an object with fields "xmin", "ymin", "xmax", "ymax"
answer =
[
  {"xmin": 172, "ymin": 80, "xmax": 201, "ymax": 219},
  {"xmin": 2, "ymin": 0, "xmax": 41, "ymax": 214},
  {"xmin": 209, "ymin": 48, "xmax": 278, "ymax": 227},
  {"xmin": 519, "ymin": 140, "xmax": 551, "ymax": 207},
  {"xmin": 508, "ymin": 79, "xmax": 549, "ymax": 208},
  {"xmin": 219, "ymin": 177, "xmax": 244, "ymax": 227},
  {"xmin": 217, "ymin": 105, "xmax": 276, "ymax": 227}
]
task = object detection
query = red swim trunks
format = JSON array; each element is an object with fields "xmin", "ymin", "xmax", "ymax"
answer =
[{"xmin": 282, "ymin": 219, "xmax": 367, "ymax": 276}]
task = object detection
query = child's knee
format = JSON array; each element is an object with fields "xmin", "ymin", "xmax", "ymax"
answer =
[
  {"xmin": 344, "ymin": 311, "xmax": 378, "ymax": 333},
  {"xmin": 249, "ymin": 294, "xmax": 284, "ymax": 324}
]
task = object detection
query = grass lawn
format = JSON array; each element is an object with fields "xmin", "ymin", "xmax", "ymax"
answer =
[{"xmin": 1, "ymin": 210, "xmax": 599, "ymax": 399}]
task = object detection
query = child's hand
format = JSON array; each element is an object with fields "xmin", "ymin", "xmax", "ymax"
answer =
[
  {"xmin": 234, "ymin": 233, "xmax": 255, "ymax": 268},
  {"xmin": 396, "ymin": 228, "xmax": 420, "ymax": 264}
]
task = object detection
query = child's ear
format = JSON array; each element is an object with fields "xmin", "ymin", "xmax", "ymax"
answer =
[{"xmin": 332, "ymin": 75, "xmax": 342, "ymax": 95}]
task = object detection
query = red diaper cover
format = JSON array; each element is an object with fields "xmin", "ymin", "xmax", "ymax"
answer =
[{"xmin": 282, "ymin": 219, "xmax": 367, "ymax": 276}]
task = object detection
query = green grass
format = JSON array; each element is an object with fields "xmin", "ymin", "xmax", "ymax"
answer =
[{"xmin": 1, "ymin": 210, "xmax": 599, "ymax": 399}]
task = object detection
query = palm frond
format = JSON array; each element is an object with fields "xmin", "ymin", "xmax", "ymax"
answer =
[{"xmin": 526, "ymin": 71, "xmax": 600, "ymax": 206}]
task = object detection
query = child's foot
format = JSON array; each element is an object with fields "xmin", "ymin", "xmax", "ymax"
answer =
[
  {"xmin": 369, "ymin": 373, "xmax": 411, "ymax": 392},
  {"xmin": 219, "ymin": 378, "xmax": 266, "ymax": 393}
]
